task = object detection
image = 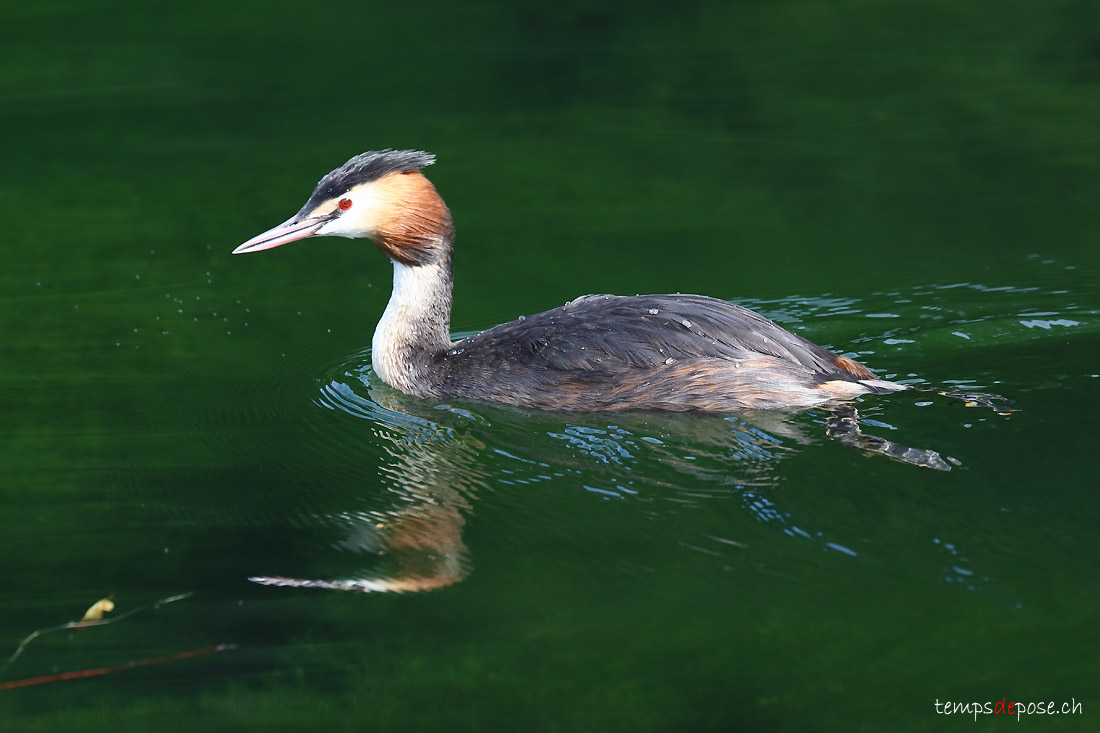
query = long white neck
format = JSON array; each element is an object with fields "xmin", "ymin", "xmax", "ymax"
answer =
[{"xmin": 371, "ymin": 256, "xmax": 454, "ymax": 396}]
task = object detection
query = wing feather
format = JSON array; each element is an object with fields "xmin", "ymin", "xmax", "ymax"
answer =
[{"xmin": 446, "ymin": 294, "xmax": 849, "ymax": 377}]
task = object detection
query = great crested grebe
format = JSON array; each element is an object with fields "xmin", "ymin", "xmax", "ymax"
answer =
[{"xmin": 234, "ymin": 149, "xmax": 906, "ymax": 411}]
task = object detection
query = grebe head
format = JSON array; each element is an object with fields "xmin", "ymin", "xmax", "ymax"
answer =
[{"xmin": 233, "ymin": 149, "xmax": 451, "ymax": 266}]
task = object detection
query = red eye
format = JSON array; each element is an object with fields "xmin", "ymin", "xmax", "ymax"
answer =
[{"xmin": 338, "ymin": 198, "xmax": 353, "ymax": 211}]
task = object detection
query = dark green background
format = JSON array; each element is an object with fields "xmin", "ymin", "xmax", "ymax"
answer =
[{"xmin": 2, "ymin": 1, "xmax": 1097, "ymax": 730}]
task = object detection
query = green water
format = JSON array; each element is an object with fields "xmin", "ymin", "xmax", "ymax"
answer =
[{"xmin": 2, "ymin": 1, "xmax": 1098, "ymax": 730}]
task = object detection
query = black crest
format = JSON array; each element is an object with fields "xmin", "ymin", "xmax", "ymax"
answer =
[{"xmin": 298, "ymin": 149, "xmax": 436, "ymax": 214}]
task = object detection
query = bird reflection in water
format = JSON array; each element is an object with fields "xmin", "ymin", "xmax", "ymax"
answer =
[
  {"xmin": 247, "ymin": 374, "xmax": 965, "ymax": 593},
  {"xmin": 249, "ymin": 382, "xmax": 485, "ymax": 592}
]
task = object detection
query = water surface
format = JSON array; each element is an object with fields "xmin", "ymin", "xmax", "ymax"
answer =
[{"xmin": 2, "ymin": 2, "xmax": 1098, "ymax": 730}]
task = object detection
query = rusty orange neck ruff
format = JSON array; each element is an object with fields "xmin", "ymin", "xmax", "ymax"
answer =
[{"xmin": 368, "ymin": 171, "xmax": 454, "ymax": 267}]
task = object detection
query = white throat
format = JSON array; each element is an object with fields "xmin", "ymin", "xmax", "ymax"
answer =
[{"xmin": 371, "ymin": 260, "xmax": 453, "ymax": 396}]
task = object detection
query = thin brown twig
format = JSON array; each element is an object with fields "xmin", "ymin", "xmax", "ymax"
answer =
[{"xmin": 0, "ymin": 643, "xmax": 237, "ymax": 691}]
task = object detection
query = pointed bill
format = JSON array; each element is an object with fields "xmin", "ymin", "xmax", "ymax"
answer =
[{"xmin": 232, "ymin": 214, "xmax": 332, "ymax": 254}]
